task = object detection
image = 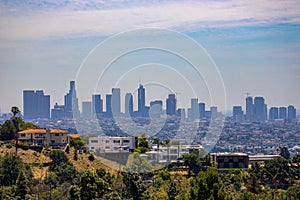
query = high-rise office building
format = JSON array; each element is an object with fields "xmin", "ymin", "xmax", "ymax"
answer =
[
  {"xmin": 23, "ymin": 90, "xmax": 50, "ymax": 119},
  {"xmin": 245, "ymin": 96, "xmax": 253, "ymax": 122},
  {"xmin": 125, "ymin": 93, "xmax": 133, "ymax": 117},
  {"xmin": 51, "ymin": 103, "xmax": 65, "ymax": 119},
  {"xmin": 105, "ymin": 94, "xmax": 112, "ymax": 117},
  {"xmin": 64, "ymin": 81, "xmax": 79, "ymax": 118},
  {"xmin": 233, "ymin": 106, "xmax": 244, "ymax": 123},
  {"xmin": 82, "ymin": 101, "xmax": 92, "ymax": 119},
  {"xmin": 233, "ymin": 106, "xmax": 243, "ymax": 116},
  {"xmin": 190, "ymin": 98, "xmax": 199, "ymax": 121},
  {"xmin": 149, "ymin": 100, "xmax": 163, "ymax": 118},
  {"xmin": 269, "ymin": 107, "xmax": 279, "ymax": 120},
  {"xmin": 199, "ymin": 103, "xmax": 206, "ymax": 119},
  {"xmin": 138, "ymin": 84, "xmax": 145, "ymax": 113},
  {"xmin": 166, "ymin": 94, "xmax": 176, "ymax": 116},
  {"xmin": 92, "ymin": 94, "xmax": 103, "ymax": 117},
  {"xmin": 253, "ymin": 97, "xmax": 267, "ymax": 122},
  {"xmin": 177, "ymin": 108, "xmax": 186, "ymax": 120},
  {"xmin": 112, "ymin": 88, "xmax": 121, "ymax": 116},
  {"xmin": 279, "ymin": 107, "xmax": 287, "ymax": 120},
  {"xmin": 288, "ymin": 105, "xmax": 296, "ymax": 122},
  {"xmin": 210, "ymin": 106, "xmax": 218, "ymax": 119}
]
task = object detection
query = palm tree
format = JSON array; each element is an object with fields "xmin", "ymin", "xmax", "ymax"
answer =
[{"xmin": 11, "ymin": 106, "xmax": 20, "ymax": 154}]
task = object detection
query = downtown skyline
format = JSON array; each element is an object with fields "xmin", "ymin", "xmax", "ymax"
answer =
[
  {"xmin": 0, "ymin": 1, "xmax": 300, "ymax": 113},
  {"xmin": 21, "ymin": 80, "xmax": 297, "ymax": 121}
]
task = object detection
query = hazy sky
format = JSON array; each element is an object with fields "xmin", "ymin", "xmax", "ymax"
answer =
[{"xmin": 0, "ymin": 0, "xmax": 299, "ymax": 114}]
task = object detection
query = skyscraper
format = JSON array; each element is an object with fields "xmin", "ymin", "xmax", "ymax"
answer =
[
  {"xmin": 190, "ymin": 98, "xmax": 199, "ymax": 121},
  {"xmin": 138, "ymin": 84, "xmax": 145, "ymax": 113},
  {"xmin": 279, "ymin": 107, "xmax": 287, "ymax": 120},
  {"xmin": 51, "ymin": 103, "xmax": 65, "ymax": 119},
  {"xmin": 233, "ymin": 106, "xmax": 244, "ymax": 123},
  {"xmin": 245, "ymin": 96, "xmax": 253, "ymax": 122},
  {"xmin": 199, "ymin": 103, "xmax": 206, "ymax": 119},
  {"xmin": 177, "ymin": 108, "xmax": 186, "ymax": 120},
  {"xmin": 23, "ymin": 90, "xmax": 50, "ymax": 119},
  {"xmin": 150, "ymin": 100, "xmax": 163, "ymax": 118},
  {"xmin": 82, "ymin": 101, "xmax": 92, "ymax": 119},
  {"xmin": 210, "ymin": 106, "xmax": 218, "ymax": 119},
  {"xmin": 112, "ymin": 88, "xmax": 121, "ymax": 116},
  {"xmin": 233, "ymin": 106, "xmax": 243, "ymax": 116},
  {"xmin": 105, "ymin": 94, "xmax": 112, "ymax": 117},
  {"xmin": 166, "ymin": 94, "xmax": 176, "ymax": 116},
  {"xmin": 92, "ymin": 94, "xmax": 103, "ymax": 117},
  {"xmin": 64, "ymin": 81, "xmax": 79, "ymax": 118},
  {"xmin": 269, "ymin": 107, "xmax": 279, "ymax": 120},
  {"xmin": 253, "ymin": 97, "xmax": 267, "ymax": 122},
  {"xmin": 125, "ymin": 93, "xmax": 133, "ymax": 117},
  {"xmin": 288, "ymin": 105, "xmax": 296, "ymax": 122}
]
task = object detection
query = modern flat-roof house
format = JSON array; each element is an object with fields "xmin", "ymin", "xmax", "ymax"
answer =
[
  {"xmin": 89, "ymin": 136, "xmax": 136, "ymax": 153},
  {"xmin": 18, "ymin": 129, "xmax": 69, "ymax": 148},
  {"xmin": 146, "ymin": 144, "xmax": 204, "ymax": 164},
  {"xmin": 210, "ymin": 152, "xmax": 249, "ymax": 168}
]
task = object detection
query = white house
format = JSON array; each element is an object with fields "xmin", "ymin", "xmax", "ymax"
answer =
[
  {"xmin": 89, "ymin": 136, "xmax": 136, "ymax": 153},
  {"xmin": 145, "ymin": 144, "xmax": 203, "ymax": 163}
]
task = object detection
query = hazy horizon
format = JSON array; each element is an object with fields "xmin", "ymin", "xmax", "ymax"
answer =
[{"xmin": 1, "ymin": 1, "xmax": 299, "ymax": 113}]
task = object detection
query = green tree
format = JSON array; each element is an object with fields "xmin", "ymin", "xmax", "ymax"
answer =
[
  {"xmin": 121, "ymin": 172, "xmax": 149, "ymax": 200},
  {"xmin": 70, "ymin": 137, "xmax": 84, "ymax": 150},
  {"xmin": 80, "ymin": 171, "xmax": 110, "ymax": 200},
  {"xmin": 69, "ymin": 185, "xmax": 81, "ymax": 200},
  {"xmin": 15, "ymin": 169, "xmax": 30, "ymax": 200},
  {"xmin": 262, "ymin": 157, "xmax": 292, "ymax": 189},
  {"xmin": 167, "ymin": 181, "xmax": 178, "ymax": 200},
  {"xmin": 189, "ymin": 168, "xmax": 225, "ymax": 200},
  {"xmin": 44, "ymin": 172, "xmax": 58, "ymax": 200},
  {"xmin": 88, "ymin": 153, "xmax": 95, "ymax": 161},
  {"xmin": 0, "ymin": 120, "xmax": 17, "ymax": 140},
  {"xmin": 0, "ymin": 116, "xmax": 38, "ymax": 141},
  {"xmin": 125, "ymin": 153, "xmax": 153, "ymax": 173},
  {"xmin": 279, "ymin": 146, "xmax": 290, "ymax": 160},
  {"xmin": 237, "ymin": 191, "xmax": 255, "ymax": 200},
  {"xmin": 0, "ymin": 153, "xmax": 32, "ymax": 186},
  {"xmin": 183, "ymin": 151, "xmax": 202, "ymax": 176},
  {"xmin": 54, "ymin": 162, "xmax": 78, "ymax": 184},
  {"xmin": 49, "ymin": 150, "xmax": 69, "ymax": 170}
]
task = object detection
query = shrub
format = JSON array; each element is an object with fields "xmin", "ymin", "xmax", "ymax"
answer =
[
  {"xmin": 6, "ymin": 143, "xmax": 13, "ymax": 149},
  {"xmin": 88, "ymin": 153, "xmax": 95, "ymax": 161}
]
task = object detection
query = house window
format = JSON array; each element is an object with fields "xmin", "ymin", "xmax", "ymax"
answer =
[
  {"xmin": 91, "ymin": 147, "xmax": 95, "ymax": 149},
  {"xmin": 55, "ymin": 133, "xmax": 59, "ymax": 137},
  {"xmin": 105, "ymin": 140, "xmax": 110, "ymax": 143},
  {"xmin": 51, "ymin": 140, "xmax": 55, "ymax": 143},
  {"xmin": 113, "ymin": 140, "xmax": 120, "ymax": 143},
  {"xmin": 21, "ymin": 134, "xmax": 26, "ymax": 137},
  {"xmin": 91, "ymin": 140, "xmax": 98, "ymax": 143},
  {"xmin": 123, "ymin": 140, "xmax": 130, "ymax": 143}
]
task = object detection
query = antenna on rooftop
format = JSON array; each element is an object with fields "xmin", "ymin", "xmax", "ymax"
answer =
[{"xmin": 244, "ymin": 92, "xmax": 250, "ymax": 97}]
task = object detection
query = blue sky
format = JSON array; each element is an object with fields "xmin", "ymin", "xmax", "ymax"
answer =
[{"xmin": 0, "ymin": 0, "xmax": 299, "ymax": 113}]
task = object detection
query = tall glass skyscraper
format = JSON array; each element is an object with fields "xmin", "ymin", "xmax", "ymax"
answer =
[
  {"xmin": 112, "ymin": 88, "xmax": 121, "ymax": 116},
  {"xmin": 23, "ymin": 90, "xmax": 50, "ymax": 119},
  {"xmin": 279, "ymin": 107, "xmax": 287, "ymax": 120},
  {"xmin": 92, "ymin": 94, "xmax": 103, "ymax": 117},
  {"xmin": 125, "ymin": 93, "xmax": 133, "ymax": 117},
  {"xmin": 253, "ymin": 97, "xmax": 267, "ymax": 122},
  {"xmin": 64, "ymin": 81, "xmax": 79, "ymax": 118},
  {"xmin": 288, "ymin": 105, "xmax": 296, "ymax": 122},
  {"xmin": 166, "ymin": 94, "xmax": 176, "ymax": 116},
  {"xmin": 245, "ymin": 96, "xmax": 253, "ymax": 122},
  {"xmin": 138, "ymin": 84, "xmax": 145, "ymax": 113}
]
